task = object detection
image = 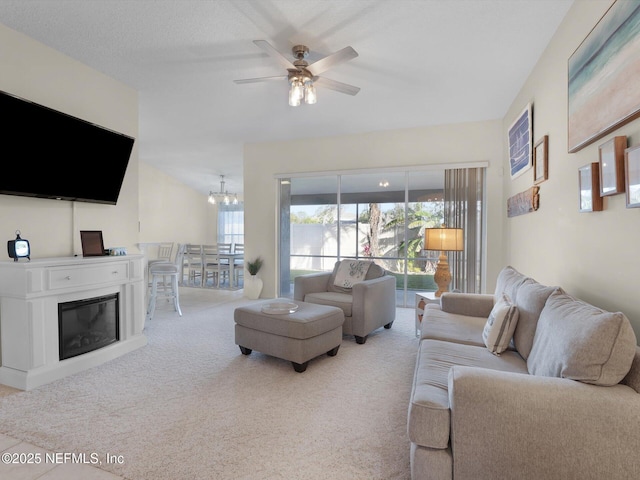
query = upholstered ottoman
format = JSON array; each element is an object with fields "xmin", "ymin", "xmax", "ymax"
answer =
[{"xmin": 234, "ymin": 299, "xmax": 344, "ymax": 372}]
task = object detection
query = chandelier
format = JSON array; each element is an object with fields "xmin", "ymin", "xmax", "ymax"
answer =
[{"xmin": 208, "ymin": 175, "xmax": 239, "ymax": 205}]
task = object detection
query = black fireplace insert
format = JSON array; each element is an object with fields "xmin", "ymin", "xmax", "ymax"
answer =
[{"xmin": 58, "ymin": 293, "xmax": 120, "ymax": 360}]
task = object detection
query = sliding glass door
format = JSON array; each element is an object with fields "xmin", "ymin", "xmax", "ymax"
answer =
[{"xmin": 278, "ymin": 167, "xmax": 483, "ymax": 307}]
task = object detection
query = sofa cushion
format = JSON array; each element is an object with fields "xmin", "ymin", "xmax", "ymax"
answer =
[
  {"xmin": 327, "ymin": 261, "xmax": 384, "ymax": 294},
  {"xmin": 420, "ymin": 305, "xmax": 487, "ymax": 347},
  {"xmin": 527, "ymin": 290, "xmax": 637, "ymax": 386},
  {"xmin": 621, "ymin": 347, "xmax": 640, "ymax": 393},
  {"xmin": 408, "ymin": 339, "xmax": 528, "ymax": 449},
  {"xmin": 303, "ymin": 291, "xmax": 353, "ymax": 317},
  {"xmin": 512, "ymin": 282, "xmax": 558, "ymax": 360},
  {"xmin": 494, "ymin": 265, "xmax": 528, "ymax": 304},
  {"xmin": 483, "ymin": 294, "xmax": 519, "ymax": 355}
]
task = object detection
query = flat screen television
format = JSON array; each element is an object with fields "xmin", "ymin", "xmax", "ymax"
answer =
[{"xmin": 0, "ymin": 89, "xmax": 135, "ymax": 205}]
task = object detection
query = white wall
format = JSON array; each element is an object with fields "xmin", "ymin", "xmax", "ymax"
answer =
[
  {"xmin": 138, "ymin": 162, "xmax": 216, "ymax": 246},
  {"xmin": 503, "ymin": 0, "xmax": 640, "ymax": 339},
  {"xmin": 244, "ymin": 121, "xmax": 505, "ymax": 298},
  {"xmin": 0, "ymin": 22, "xmax": 216, "ymax": 262},
  {"xmin": 0, "ymin": 23, "xmax": 138, "ymax": 257}
]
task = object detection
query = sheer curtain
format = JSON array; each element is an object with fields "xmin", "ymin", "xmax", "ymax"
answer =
[
  {"xmin": 217, "ymin": 204, "xmax": 244, "ymax": 245},
  {"xmin": 444, "ymin": 168, "xmax": 484, "ymax": 293}
]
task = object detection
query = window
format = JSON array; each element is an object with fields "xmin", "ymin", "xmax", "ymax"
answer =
[
  {"xmin": 217, "ymin": 204, "xmax": 244, "ymax": 245},
  {"xmin": 278, "ymin": 167, "xmax": 484, "ymax": 307}
]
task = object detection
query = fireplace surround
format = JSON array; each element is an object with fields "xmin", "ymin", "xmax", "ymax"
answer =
[{"xmin": 0, "ymin": 255, "xmax": 146, "ymax": 390}]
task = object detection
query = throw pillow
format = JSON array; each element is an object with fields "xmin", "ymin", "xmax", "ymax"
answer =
[
  {"xmin": 483, "ymin": 294, "xmax": 519, "ymax": 355},
  {"xmin": 527, "ymin": 290, "xmax": 637, "ymax": 386},
  {"xmin": 512, "ymin": 282, "xmax": 558, "ymax": 360},
  {"xmin": 332, "ymin": 260, "xmax": 371, "ymax": 288}
]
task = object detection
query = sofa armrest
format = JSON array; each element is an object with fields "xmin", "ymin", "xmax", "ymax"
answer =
[
  {"xmin": 439, "ymin": 292, "xmax": 494, "ymax": 318},
  {"xmin": 293, "ymin": 272, "xmax": 331, "ymax": 302},
  {"xmin": 448, "ymin": 366, "xmax": 640, "ymax": 479}
]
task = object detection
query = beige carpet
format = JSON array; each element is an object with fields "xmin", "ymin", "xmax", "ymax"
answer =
[{"xmin": 0, "ymin": 288, "xmax": 418, "ymax": 479}]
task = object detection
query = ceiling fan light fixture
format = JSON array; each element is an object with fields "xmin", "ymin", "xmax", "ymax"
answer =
[
  {"xmin": 288, "ymin": 85, "xmax": 301, "ymax": 106},
  {"xmin": 305, "ymin": 83, "xmax": 317, "ymax": 104},
  {"xmin": 235, "ymin": 41, "xmax": 360, "ymax": 104},
  {"xmin": 294, "ymin": 81, "xmax": 304, "ymax": 101}
]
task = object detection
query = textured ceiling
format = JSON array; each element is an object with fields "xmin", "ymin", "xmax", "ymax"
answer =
[{"xmin": 0, "ymin": 0, "xmax": 575, "ymax": 195}]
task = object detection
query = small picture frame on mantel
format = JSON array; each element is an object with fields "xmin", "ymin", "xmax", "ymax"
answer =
[
  {"xmin": 533, "ymin": 135, "xmax": 549, "ymax": 184},
  {"xmin": 598, "ymin": 136, "xmax": 627, "ymax": 196},
  {"xmin": 579, "ymin": 163, "xmax": 603, "ymax": 212}
]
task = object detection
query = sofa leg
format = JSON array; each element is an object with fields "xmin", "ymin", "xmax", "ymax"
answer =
[
  {"xmin": 239, "ymin": 346, "xmax": 252, "ymax": 355},
  {"xmin": 384, "ymin": 321, "xmax": 394, "ymax": 329},
  {"xmin": 292, "ymin": 361, "xmax": 308, "ymax": 373},
  {"xmin": 355, "ymin": 335, "xmax": 367, "ymax": 344},
  {"xmin": 327, "ymin": 345, "xmax": 340, "ymax": 356}
]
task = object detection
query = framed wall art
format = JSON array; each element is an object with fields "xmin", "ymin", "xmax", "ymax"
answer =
[
  {"xmin": 568, "ymin": 1, "xmax": 640, "ymax": 153},
  {"xmin": 598, "ymin": 136, "xmax": 626, "ymax": 196},
  {"xmin": 625, "ymin": 144, "xmax": 640, "ymax": 208},
  {"xmin": 578, "ymin": 163, "xmax": 603, "ymax": 212},
  {"xmin": 508, "ymin": 103, "xmax": 532, "ymax": 179},
  {"xmin": 533, "ymin": 135, "xmax": 548, "ymax": 184}
]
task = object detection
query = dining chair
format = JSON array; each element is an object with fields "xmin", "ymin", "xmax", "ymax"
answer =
[
  {"xmin": 233, "ymin": 243, "xmax": 245, "ymax": 286},
  {"xmin": 183, "ymin": 244, "xmax": 203, "ymax": 286},
  {"xmin": 203, "ymin": 244, "xmax": 230, "ymax": 287},
  {"xmin": 217, "ymin": 242, "xmax": 233, "ymax": 266}
]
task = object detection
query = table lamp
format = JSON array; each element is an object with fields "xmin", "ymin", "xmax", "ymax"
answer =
[{"xmin": 424, "ymin": 227, "xmax": 464, "ymax": 297}]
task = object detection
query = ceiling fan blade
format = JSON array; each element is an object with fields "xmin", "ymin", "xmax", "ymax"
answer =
[
  {"xmin": 307, "ymin": 46, "xmax": 358, "ymax": 76},
  {"xmin": 234, "ymin": 75, "xmax": 286, "ymax": 84},
  {"xmin": 253, "ymin": 40, "xmax": 297, "ymax": 70},
  {"xmin": 314, "ymin": 77, "xmax": 360, "ymax": 96}
]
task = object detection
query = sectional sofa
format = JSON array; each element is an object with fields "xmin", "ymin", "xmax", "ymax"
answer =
[{"xmin": 408, "ymin": 266, "xmax": 640, "ymax": 480}]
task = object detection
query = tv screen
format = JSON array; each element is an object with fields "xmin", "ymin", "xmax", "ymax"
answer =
[{"xmin": 0, "ymin": 90, "xmax": 135, "ymax": 205}]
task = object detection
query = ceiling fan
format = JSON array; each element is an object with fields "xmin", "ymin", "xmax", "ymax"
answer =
[{"xmin": 234, "ymin": 40, "xmax": 360, "ymax": 106}]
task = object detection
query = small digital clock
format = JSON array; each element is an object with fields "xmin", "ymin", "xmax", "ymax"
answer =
[{"xmin": 7, "ymin": 230, "xmax": 30, "ymax": 262}]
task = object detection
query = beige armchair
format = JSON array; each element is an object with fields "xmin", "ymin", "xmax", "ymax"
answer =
[{"xmin": 294, "ymin": 260, "xmax": 396, "ymax": 344}]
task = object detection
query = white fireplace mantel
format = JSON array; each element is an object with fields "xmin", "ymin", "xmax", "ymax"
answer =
[{"xmin": 0, "ymin": 254, "xmax": 147, "ymax": 390}]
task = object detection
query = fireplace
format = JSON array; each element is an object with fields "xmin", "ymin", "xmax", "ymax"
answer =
[{"xmin": 58, "ymin": 293, "xmax": 120, "ymax": 360}]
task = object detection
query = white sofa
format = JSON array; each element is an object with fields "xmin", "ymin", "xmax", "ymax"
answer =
[{"xmin": 408, "ymin": 266, "xmax": 640, "ymax": 480}]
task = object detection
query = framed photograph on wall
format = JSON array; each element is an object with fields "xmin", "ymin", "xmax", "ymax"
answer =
[
  {"xmin": 578, "ymin": 163, "xmax": 603, "ymax": 212},
  {"xmin": 625, "ymin": 144, "xmax": 640, "ymax": 208},
  {"xmin": 598, "ymin": 136, "xmax": 626, "ymax": 196},
  {"xmin": 508, "ymin": 103, "xmax": 532, "ymax": 179},
  {"xmin": 568, "ymin": 1, "xmax": 640, "ymax": 153},
  {"xmin": 533, "ymin": 135, "xmax": 548, "ymax": 184}
]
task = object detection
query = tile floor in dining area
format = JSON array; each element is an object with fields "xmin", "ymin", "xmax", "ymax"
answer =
[{"xmin": 0, "ymin": 432, "xmax": 124, "ymax": 480}]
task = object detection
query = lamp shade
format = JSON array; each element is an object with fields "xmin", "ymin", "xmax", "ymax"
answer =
[{"xmin": 424, "ymin": 228, "xmax": 464, "ymax": 252}]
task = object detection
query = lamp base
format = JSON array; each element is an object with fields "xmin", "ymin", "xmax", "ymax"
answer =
[{"xmin": 433, "ymin": 252, "xmax": 452, "ymax": 298}]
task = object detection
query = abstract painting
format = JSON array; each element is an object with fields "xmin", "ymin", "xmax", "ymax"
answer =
[{"xmin": 568, "ymin": 1, "xmax": 640, "ymax": 153}]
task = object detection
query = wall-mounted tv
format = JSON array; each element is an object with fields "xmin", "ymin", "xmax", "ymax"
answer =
[{"xmin": 0, "ymin": 89, "xmax": 135, "ymax": 205}]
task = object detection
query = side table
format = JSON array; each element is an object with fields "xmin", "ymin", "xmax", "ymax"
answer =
[{"xmin": 415, "ymin": 291, "xmax": 439, "ymax": 337}]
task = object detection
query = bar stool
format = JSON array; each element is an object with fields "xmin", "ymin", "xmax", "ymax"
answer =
[{"xmin": 147, "ymin": 262, "xmax": 182, "ymax": 321}]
